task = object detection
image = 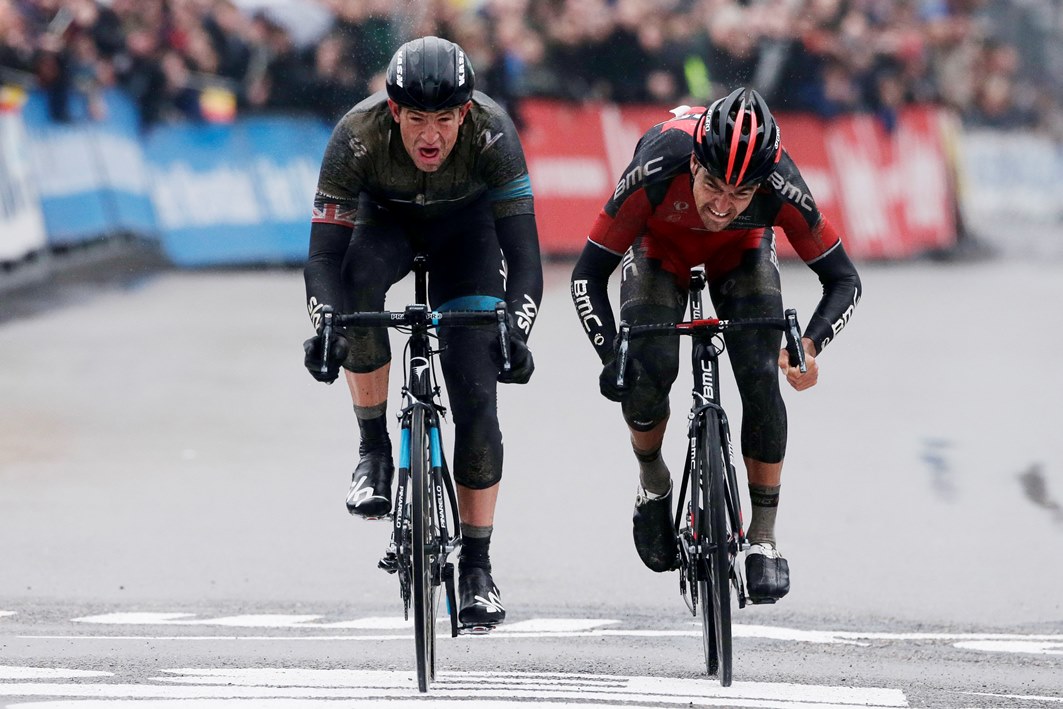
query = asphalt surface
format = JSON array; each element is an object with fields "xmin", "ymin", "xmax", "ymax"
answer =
[{"xmin": 1, "ymin": 252, "xmax": 1061, "ymax": 707}]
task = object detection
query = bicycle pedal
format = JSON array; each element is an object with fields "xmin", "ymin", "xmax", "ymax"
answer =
[
  {"xmin": 377, "ymin": 552, "xmax": 398, "ymax": 574},
  {"xmin": 459, "ymin": 623, "xmax": 498, "ymax": 635}
]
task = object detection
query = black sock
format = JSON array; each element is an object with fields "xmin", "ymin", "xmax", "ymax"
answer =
[
  {"xmin": 459, "ymin": 524, "xmax": 492, "ymax": 571},
  {"xmin": 355, "ymin": 406, "xmax": 390, "ymax": 454}
]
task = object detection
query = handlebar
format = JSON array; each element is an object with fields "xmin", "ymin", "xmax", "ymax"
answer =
[
  {"xmin": 317, "ymin": 302, "xmax": 512, "ymax": 374},
  {"xmin": 616, "ymin": 308, "xmax": 806, "ymax": 388}
]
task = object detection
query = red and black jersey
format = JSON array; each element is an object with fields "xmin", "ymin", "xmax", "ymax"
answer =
[
  {"xmin": 571, "ymin": 107, "xmax": 862, "ymax": 362},
  {"xmin": 588, "ymin": 107, "xmax": 841, "ymax": 281}
]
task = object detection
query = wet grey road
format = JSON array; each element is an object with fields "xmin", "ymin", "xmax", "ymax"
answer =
[{"xmin": 1, "ymin": 257, "xmax": 1061, "ymax": 707}]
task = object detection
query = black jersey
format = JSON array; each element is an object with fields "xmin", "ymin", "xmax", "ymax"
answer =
[
  {"xmin": 311, "ymin": 90, "xmax": 534, "ymax": 225},
  {"xmin": 305, "ymin": 90, "xmax": 542, "ymax": 341}
]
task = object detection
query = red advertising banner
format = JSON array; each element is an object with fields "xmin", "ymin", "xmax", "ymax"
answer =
[{"xmin": 521, "ymin": 99, "xmax": 955, "ymax": 260}]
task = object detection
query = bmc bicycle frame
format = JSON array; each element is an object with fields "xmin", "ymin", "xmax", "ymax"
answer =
[{"xmin": 679, "ymin": 270, "xmax": 747, "ymax": 566}]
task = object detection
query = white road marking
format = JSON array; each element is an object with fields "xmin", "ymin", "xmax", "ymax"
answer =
[
  {"xmin": 314, "ymin": 617, "xmax": 410, "ymax": 630},
  {"xmin": 8, "ymin": 702, "xmax": 666, "ymax": 709},
  {"xmin": 497, "ymin": 618, "xmax": 619, "ymax": 632},
  {"xmin": 0, "ymin": 669, "xmax": 908, "ymax": 708},
  {"xmin": 21, "ymin": 614, "xmax": 1063, "ymax": 656},
  {"xmin": 0, "ymin": 667, "xmax": 111, "ymax": 679},
  {"xmin": 71, "ymin": 614, "xmax": 325, "ymax": 628},
  {"xmin": 953, "ymin": 640, "xmax": 1063, "ymax": 655},
  {"xmin": 72, "ymin": 613, "xmax": 196, "ymax": 625},
  {"xmin": 0, "ymin": 613, "xmax": 14, "ymax": 620},
  {"xmin": 731, "ymin": 624, "xmax": 867, "ymax": 646},
  {"xmin": 961, "ymin": 692, "xmax": 1063, "ymax": 703}
]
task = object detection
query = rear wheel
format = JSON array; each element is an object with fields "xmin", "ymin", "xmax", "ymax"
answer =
[
  {"xmin": 698, "ymin": 412, "xmax": 733, "ymax": 685},
  {"xmin": 411, "ymin": 408, "xmax": 438, "ymax": 692}
]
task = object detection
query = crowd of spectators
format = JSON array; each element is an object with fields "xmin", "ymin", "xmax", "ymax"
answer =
[{"xmin": 1, "ymin": 0, "xmax": 1061, "ymax": 135}]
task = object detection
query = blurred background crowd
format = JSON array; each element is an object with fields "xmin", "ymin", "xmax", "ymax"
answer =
[{"xmin": 2, "ymin": 0, "xmax": 1062, "ymax": 135}]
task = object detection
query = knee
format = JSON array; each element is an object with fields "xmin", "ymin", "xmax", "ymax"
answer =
[
  {"xmin": 452, "ymin": 417, "xmax": 502, "ymax": 489},
  {"xmin": 622, "ymin": 344, "xmax": 678, "ymax": 431},
  {"xmin": 342, "ymin": 329, "xmax": 390, "ymax": 373}
]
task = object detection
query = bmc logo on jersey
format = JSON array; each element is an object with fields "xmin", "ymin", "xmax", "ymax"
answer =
[
  {"xmin": 614, "ymin": 156, "xmax": 664, "ymax": 201},
  {"xmin": 766, "ymin": 171, "xmax": 814, "ymax": 212}
]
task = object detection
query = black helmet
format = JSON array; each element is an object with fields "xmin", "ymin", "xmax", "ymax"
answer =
[
  {"xmin": 385, "ymin": 36, "xmax": 475, "ymax": 111},
  {"xmin": 692, "ymin": 87, "xmax": 781, "ymax": 186}
]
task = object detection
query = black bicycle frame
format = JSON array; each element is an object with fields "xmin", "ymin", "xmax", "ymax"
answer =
[
  {"xmin": 614, "ymin": 268, "xmax": 806, "ymax": 604},
  {"xmin": 675, "ymin": 269, "xmax": 746, "ymax": 599}
]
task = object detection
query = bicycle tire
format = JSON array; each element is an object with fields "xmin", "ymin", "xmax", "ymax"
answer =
[
  {"xmin": 411, "ymin": 407, "xmax": 438, "ymax": 692},
  {"xmin": 692, "ymin": 422, "xmax": 718, "ymax": 677},
  {"xmin": 698, "ymin": 410, "xmax": 733, "ymax": 685}
]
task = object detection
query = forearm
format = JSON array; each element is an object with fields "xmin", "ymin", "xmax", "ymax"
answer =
[
  {"xmin": 496, "ymin": 213, "xmax": 543, "ymax": 341},
  {"xmin": 570, "ymin": 240, "xmax": 622, "ymax": 363},
  {"xmin": 803, "ymin": 242, "xmax": 862, "ymax": 354},
  {"xmin": 304, "ymin": 221, "xmax": 353, "ymax": 330}
]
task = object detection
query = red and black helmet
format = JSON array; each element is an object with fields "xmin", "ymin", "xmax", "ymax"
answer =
[
  {"xmin": 386, "ymin": 36, "xmax": 475, "ymax": 111},
  {"xmin": 692, "ymin": 87, "xmax": 781, "ymax": 186}
]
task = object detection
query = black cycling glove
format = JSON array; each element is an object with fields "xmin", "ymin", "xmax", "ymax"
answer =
[
  {"xmin": 497, "ymin": 337, "xmax": 534, "ymax": 385},
  {"xmin": 599, "ymin": 356, "xmax": 644, "ymax": 402},
  {"xmin": 303, "ymin": 333, "xmax": 349, "ymax": 384}
]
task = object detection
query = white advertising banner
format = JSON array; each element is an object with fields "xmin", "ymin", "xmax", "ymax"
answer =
[
  {"xmin": 958, "ymin": 129, "xmax": 1063, "ymax": 257},
  {"xmin": 0, "ymin": 110, "xmax": 47, "ymax": 262}
]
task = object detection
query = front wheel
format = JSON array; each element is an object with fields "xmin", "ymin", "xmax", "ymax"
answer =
[
  {"xmin": 697, "ymin": 411, "xmax": 733, "ymax": 685},
  {"xmin": 411, "ymin": 408, "xmax": 438, "ymax": 692}
]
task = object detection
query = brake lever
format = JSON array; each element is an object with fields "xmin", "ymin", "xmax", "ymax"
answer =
[
  {"xmin": 784, "ymin": 308, "xmax": 807, "ymax": 374},
  {"xmin": 616, "ymin": 323, "xmax": 631, "ymax": 387},
  {"xmin": 496, "ymin": 304, "xmax": 511, "ymax": 372},
  {"xmin": 320, "ymin": 306, "xmax": 334, "ymax": 377}
]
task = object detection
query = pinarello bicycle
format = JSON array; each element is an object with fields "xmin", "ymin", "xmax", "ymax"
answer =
[
  {"xmin": 317, "ymin": 254, "xmax": 512, "ymax": 692},
  {"xmin": 615, "ymin": 266, "xmax": 806, "ymax": 686}
]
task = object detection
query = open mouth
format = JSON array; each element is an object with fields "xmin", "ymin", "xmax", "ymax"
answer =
[
  {"xmin": 418, "ymin": 146, "xmax": 441, "ymax": 161},
  {"xmin": 709, "ymin": 208, "xmax": 728, "ymax": 219}
]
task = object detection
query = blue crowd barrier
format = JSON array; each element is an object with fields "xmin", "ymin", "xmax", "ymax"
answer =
[
  {"xmin": 23, "ymin": 90, "xmax": 156, "ymax": 246},
  {"xmin": 19, "ymin": 88, "xmax": 330, "ymax": 266},
  {"xmin": 144, "ymin": 117, "xmax": 329, "ymax": 266}
]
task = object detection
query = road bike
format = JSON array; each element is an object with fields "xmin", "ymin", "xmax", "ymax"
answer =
[
  {"xmin": 615, "ymin": 266, "xmax": 806, "ymax": 687},
  {"xmin": 317, "ymin": 254, "xmax": 512, "ymax": 692}
]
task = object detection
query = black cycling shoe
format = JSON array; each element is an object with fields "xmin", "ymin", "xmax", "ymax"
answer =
[
  {"xmin": 745, "ymin": 543, "xmax": 790, "ymax": 603},
  {"xmin": 345, "ymin": 444, "xmax": 394, "ymax": 519},
  {"xmin": 633, "ymin": 485, "xmax": 679, "ymax": 572},
  {"xmin": 458, "ymin": 566, "xmax": 506, "ymax": 627}
]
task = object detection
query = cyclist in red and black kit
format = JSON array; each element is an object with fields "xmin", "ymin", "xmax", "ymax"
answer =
[
  {"xmin": 302, "ymin": 36, "xmax": 543, "ymax": 626},
  {"xmin": 570, "ymin": 88, "xmax": 861, "ymax": 603}
]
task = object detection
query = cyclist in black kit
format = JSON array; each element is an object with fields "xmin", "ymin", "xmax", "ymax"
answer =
[
  {"xmin": 570, "ymin": 88, "xmax": 862, "ymax": 603},
  {"xmin": 302, "ymin": 36, "xmax": 543, "ymax": 627}
]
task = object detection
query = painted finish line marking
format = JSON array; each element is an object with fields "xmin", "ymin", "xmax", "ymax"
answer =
[
  {"xmin": 0, "ymin": 669, "xmax": 907, "ymax": 709},
  {"xmin": 22, "ymin": 612, "xmax": 1063, "ymax": 655},
  {"xmin": 6, "ymin": 611, "xmax": 1063, "ymax": 655}
]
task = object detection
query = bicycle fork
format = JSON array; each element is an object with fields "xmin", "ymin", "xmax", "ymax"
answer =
[{"xmin": 377, "ymin": 403, "xmax": 463, "ymax": 635}]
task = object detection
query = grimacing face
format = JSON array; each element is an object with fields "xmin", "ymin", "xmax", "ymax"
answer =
[
  {"xmin": 388, "ymin": 99, "xmax": 472, "ymax": 172},
  {"xmin": 689, "ymin": 156, "xmax": 759, "ymax": 231}
]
